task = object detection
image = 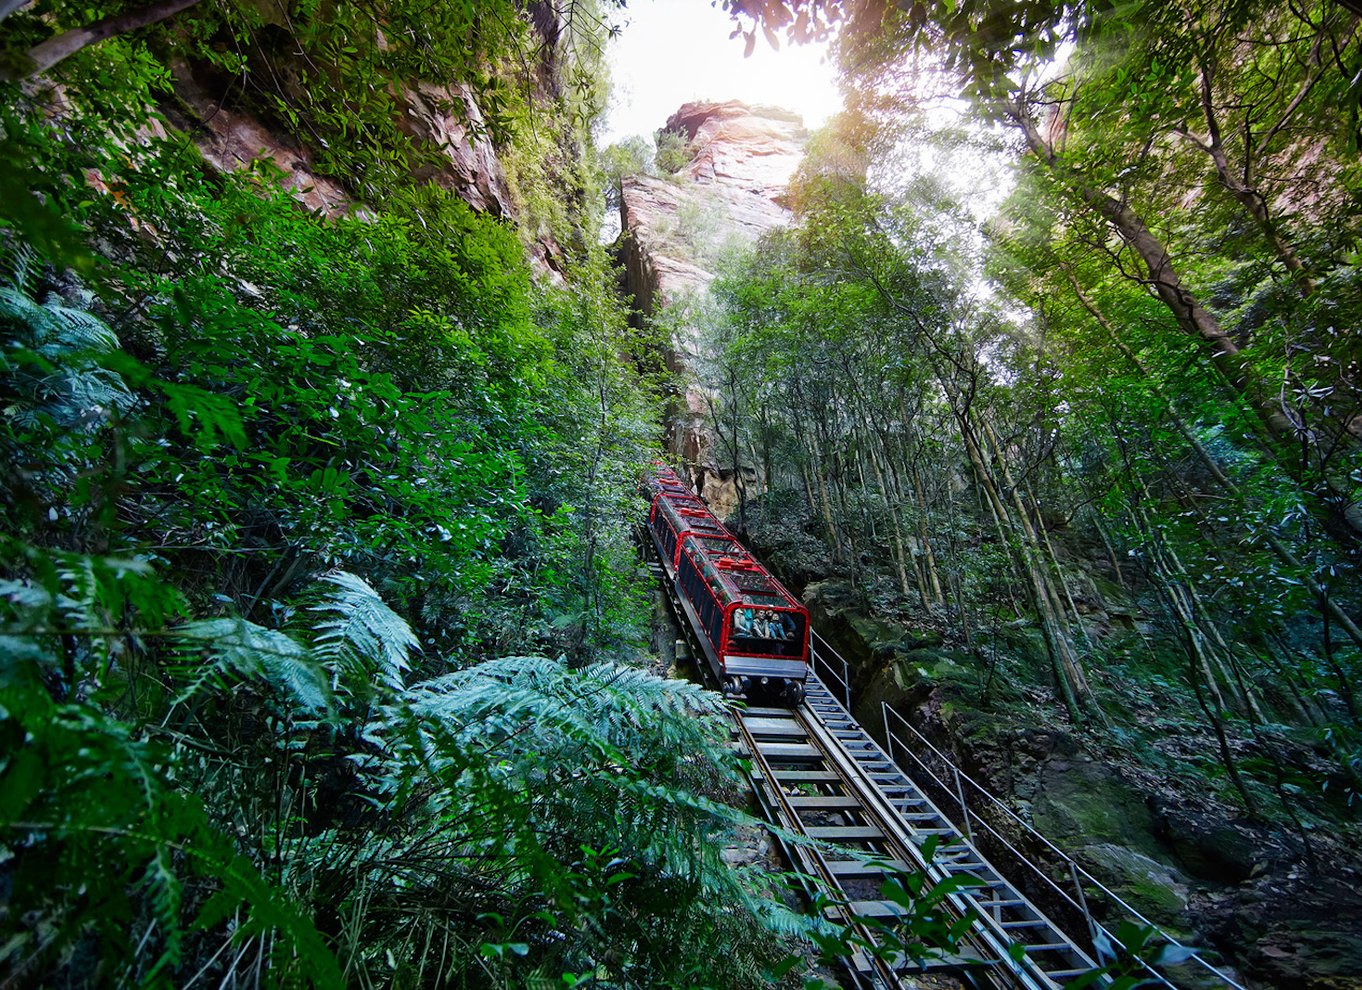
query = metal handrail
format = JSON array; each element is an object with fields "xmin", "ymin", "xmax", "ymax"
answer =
[
  {"xmin": 810, "ymin": 629, "xmax": 852, "ymax": 712},
  {"xmin": 881, "ymin": 703, "xmax": 1247, "ymax": 990}
]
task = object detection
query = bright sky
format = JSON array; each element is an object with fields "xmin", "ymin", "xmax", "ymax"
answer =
[{"xmin": 601, "ymin": 0, "xmax": 844, "ymax": 145}]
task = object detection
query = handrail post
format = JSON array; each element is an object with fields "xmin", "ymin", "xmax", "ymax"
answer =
[
  {"xmin": 881, "ymin": 703, "xmax": 891, "ymax": 760},
  {"xmin": 840, "ymin": 654, "xmax": 851, "ymax": 711},
  {"xmin": 953, "ymin": 767, "xmax": 973, "ymax": 841},
  {"xmin": 1070, "ymin": 860, "xmax": 1098, "ymax": 948}
]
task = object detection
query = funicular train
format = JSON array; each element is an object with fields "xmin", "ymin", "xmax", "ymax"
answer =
[{"xmin": 643, "ymin": 465, "xmax": 809, "ymax": 705}]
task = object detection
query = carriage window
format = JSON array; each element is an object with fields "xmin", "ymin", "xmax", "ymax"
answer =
[{"xmin": 732, "ymin": 608, "xmax": 798, "ymax": 644}]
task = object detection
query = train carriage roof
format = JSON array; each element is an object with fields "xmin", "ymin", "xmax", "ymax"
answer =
[
  {"xmin": 681, "ymin": 532, "xmax": 805, "ymax": 614},
  {"xmin": 654, "ymin": 490, "xmax": 729, "ymax": 540},
  {"xmin": 646, "ymin": 467, "xmax": 806, "ymax": 615},
  {"xmin": 642, "ymin": 468, "xmax": 691, "ymax": 500}
]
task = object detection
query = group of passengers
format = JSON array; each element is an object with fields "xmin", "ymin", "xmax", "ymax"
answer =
[{"xmin": 734, "ymin": 607, "xmax": 793, "ymax": 641}]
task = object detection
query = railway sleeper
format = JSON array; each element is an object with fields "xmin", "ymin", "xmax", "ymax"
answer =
[
  {"xmin": 826, "ymin": 858, "xmax": 915, "ymax": 877},
  {"xmin": 787, "ymin": 795, "xmax": 863, "ymax": 810},
  {"xmin": 773, "ymin": 770, "xmax": 841, "ymax": 783},
  {"xmin": 756, "ymin": 742, "xmax": 822, "ymax": 761},
  {"xmin": 804, "ymin": 825, "xmax": 885, "ymax": 840},
  {"xmin": 882, "ymin": 947, "xmax": 998, "ymax": 974}
]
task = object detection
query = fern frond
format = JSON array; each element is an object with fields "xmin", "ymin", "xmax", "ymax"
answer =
[
  {"xmin": 0, "ymin": 287, "xmax": 119, "ymax": 354},
  {"xmin": 17, "ymin": 366, "xmax": 136, "ymax": 429},
  {"xmin": 177, "ymin": 617, "xmax": 332, "ymax": 714},
  {"xmin": 311, "ymin": 571, "xmax": 416, "ymax": 692},
  {"xmin": 42, "ymin": 295, "xmax": 120, "ymax": 353},
  {"xmin": 0, "ymin": 286, "xmax": 57, "ymax": 343},
  {"xmin": 1, "ymin": 239, "xmax": 36, "ymax": 295},
  {"xmin": 139, "ymin": 847, "xmax": 184, "ymax": 981}
]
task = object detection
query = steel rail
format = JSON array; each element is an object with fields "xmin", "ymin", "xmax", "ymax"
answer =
[
  {"xmin": 731, "ymin": 710, "xmax": 894, "ymax": 988},
  {"xmin": 647, "ymin": 531, "xmax": 1106, "ymax": 989}
]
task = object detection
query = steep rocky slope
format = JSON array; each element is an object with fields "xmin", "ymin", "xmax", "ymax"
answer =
[
  {"xmin": 618, "ymin": 100, "xmax": 806, "ymax": 516},
  {"xmin": 157, "ymin": 16, "xmax": 567, "ymax": 278},
  {"xmin": 801, "ymin": 578, "xmax": 1362, "ymax": 989}
]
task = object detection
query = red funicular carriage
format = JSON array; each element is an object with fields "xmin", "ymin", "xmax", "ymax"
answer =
[{"xmin": 644, "ymin": 465, "xmax": 808, "ymax": 705}]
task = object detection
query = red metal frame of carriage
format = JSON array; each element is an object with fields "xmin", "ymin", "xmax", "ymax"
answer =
[{"xmin": 644, "ymin": 464, "xmax": 808, "ymax": 704}]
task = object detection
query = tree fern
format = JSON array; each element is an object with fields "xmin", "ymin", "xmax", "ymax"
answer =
[
  {"xmin": 1, "ymin": 283, "xmax": 133, "ymax": 435},
  {"xmin": 0, "ymin": 239, "xmax": 37, "ymax": 296},
  {"xmin": 310, "ymin": 570, "xmax": 416, "ymax": 693},
  {"xmin": 176, "ymin": 617, "xmax": 332, "ymax": 715},
  {"xmin": 0, "ymin": 286, "xmax": 121, "ymax": 354}
]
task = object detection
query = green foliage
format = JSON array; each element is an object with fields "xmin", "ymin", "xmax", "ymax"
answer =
[
  {"xmin": 0, "ymin": 552, "xmax": 342, "ymax": 987},
  {"xmin": 0, "ymin": 4, "xmax": 817, "ymax": 976},
  {"xmin": 709, "ymin": 96, "xmax": 1362, "ymax": 828},
  {"xmin": 0, "ymin": 542, "xmax": 796, "ymax": 987},
  {"xmin": 654, "ymin": 127, "xmax": 695, "ymax": 174}
]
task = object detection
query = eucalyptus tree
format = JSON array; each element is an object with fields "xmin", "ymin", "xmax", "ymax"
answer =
[
  {"xmin": 727, "ymin": 0, "xmax": 1362, "ymax": 544},
  {"xmin": 989, "ymin": 172, "xmax": 1362, "ymax": 804},
  {"xmin": 708, "ymin": 116, "xmax": 1102, "ymax": 720}
]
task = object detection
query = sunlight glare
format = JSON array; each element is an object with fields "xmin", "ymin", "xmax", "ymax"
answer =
[{"xmin": 602, "ymin": 0, "xmax": 844, "ymax": 144}]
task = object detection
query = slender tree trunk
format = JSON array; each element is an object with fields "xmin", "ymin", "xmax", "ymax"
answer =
[
  {"xmin": 0, "ymin": 0, "xmax": 30, "ymax": 25},
  {"xmin": 1090, "ymin": 509, "xmax": 1126, "ymax": 587},
  {"xmin": 1013, "ymin": 101, "xmax": 1362, "ymax": 539},
  {"xmin": 1125, "ymin": 486, "xmax": 1262, "ymax": 812},
  {"xmin": 982, "ymin": 419, "xmax": 1095, "ymax": 709},
  {"xmin": 1186, "ymin": 636, "xmax": 1261, "ymax": 817},
  {"xmin": 2, "ymin": 0, "xmax": 203, "ymax": 82},
  {"xmin": 910, "ymin": 465, "xmax": 946, "ymax": 606},
  {"xmin": 1066, "ymin": 269, "xmax": 1362, "ymax": 653},
  {"xmin": 866, "ymin": 432, "xmax": 917, "ymax": 600},
  {"xmin": 1182, "ymin": 54, "xmax": 1319, "ymax": 296},
  {"xmin": 950, "ymin": 389, "xmax": 1090, "ymax": 721}
]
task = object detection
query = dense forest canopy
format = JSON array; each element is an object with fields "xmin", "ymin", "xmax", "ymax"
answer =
[
  {"xmin": 712, "ymin": 0, "xmax": 1362, "ymax": 753},
  {"xmin": 0, "ymin": 2, "xmax": 820, "ymax": 986},
  {"xmin": 700, "ymin": 0, "xmax": 1362, "ymax": 982},
  {"xmin": 1, "ymin": 0, "xmax": 1361, "ymax": 987}
]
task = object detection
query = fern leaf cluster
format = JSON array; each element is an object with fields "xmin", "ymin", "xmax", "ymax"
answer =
[{"xmin": 0, "ymin": 70, "xmax": 808, "ymax": 983}]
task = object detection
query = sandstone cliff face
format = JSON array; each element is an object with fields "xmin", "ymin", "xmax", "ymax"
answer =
[
  {"xmin": 396, "ymin": 81, "xmax": 516, "ymax": 218},
  {"xmin": 166, "ymin": 61, "xmax": 355, "ymax": 218},
  {"xmin": 618, "ymin": 100, "xmax": 807, "ymax": 520},
  {"xmin": 161, "ymin": 24, "xmax": 563, "ymax": 278}
]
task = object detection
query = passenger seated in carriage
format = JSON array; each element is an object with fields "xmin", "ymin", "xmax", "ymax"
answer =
[
  {"xmin": 734, "ymin": 608, "xmax": 755, "ymax": 637},
  {"xmin": 735, "ymin": 607, "xmax": 795, "ymax": 643}
]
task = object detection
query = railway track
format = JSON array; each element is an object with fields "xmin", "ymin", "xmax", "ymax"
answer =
[
  {"xmin": 648, "ymin": 553, "xmax": 1100, "ymax": 990},
  {"xmin": 734, "ymin": 675, "xmax": 1100, "ymax": 990}
]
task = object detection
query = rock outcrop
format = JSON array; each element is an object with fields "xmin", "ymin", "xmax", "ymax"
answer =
[
  {"xmin": 166, "ymin": 61, "xmax": 355, "ymax": 218},
  {"xmin": 396, "ymin": 81, "xmax": 515, "ymax": 217},
  {"xmin": 159, "ymin": 29, "xmax": 564, "ymax": 278},
  {"xmin": 618, "ymin": 100, "xmax": 807, "ymax": 520}
]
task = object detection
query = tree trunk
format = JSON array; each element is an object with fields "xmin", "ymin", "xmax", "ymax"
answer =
[
  {"xmin": 1013, "ymin": 101, "xmax": 1362, "ymax": 540},
  {"xmin": 909, "ymin": 463, "xmax": 946, "ymax": 605},
  {"xmin": 1066, "ymin": 268, "xmax": 1362, "ymax": 653},
  {"xmin": 0, "ymin": 0, "xmax": 31, "ymax": 25},
  {"xmin": 866, "ymin": 432, "xmax": 918, "ymax": 601},
  {"xmin": 3, "ymin": 0, "xmax": 204, "ymax": 82},
  {"xmin": 1187, "ymin": 57, "xmax": 1317, "ymax": 296}
]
